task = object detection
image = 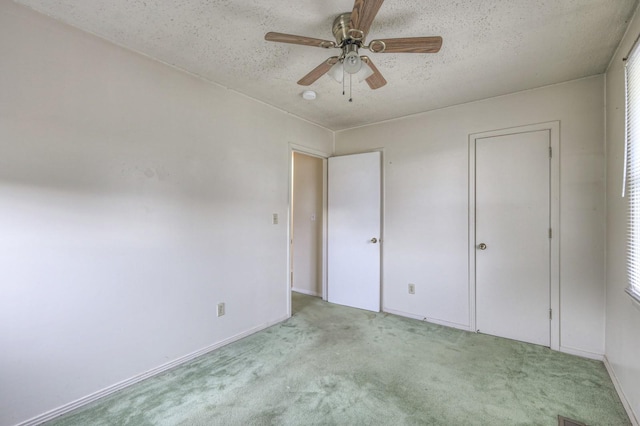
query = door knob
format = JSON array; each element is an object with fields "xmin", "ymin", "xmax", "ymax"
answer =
[
  {"xmin": 478, "ymin": 243, "xmax": 487, "ymax": 250},
  {"xmin": 370, "ymin": 238, "xmax": 378, "ymax": 244}
]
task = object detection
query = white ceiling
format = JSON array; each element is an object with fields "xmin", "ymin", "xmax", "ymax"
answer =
[{"xmin": 13, "ymin": 0, "xmax": 638, "ymax": 130}]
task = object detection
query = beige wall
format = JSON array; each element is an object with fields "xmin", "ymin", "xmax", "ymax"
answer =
[
  {"xmin": 292, "ymin": 152, "xmax": 324, "ymax": 297},
  {"xmin": 0, "ymin": 2, "xmax": 332, "ymax": 425},
  {"xmin": 335, "ymin": 76, "xmax": 606, "ymax": 358},
  {"xmin": 605, "ymin": 4, "xmax": 640, "ymax": 422}
]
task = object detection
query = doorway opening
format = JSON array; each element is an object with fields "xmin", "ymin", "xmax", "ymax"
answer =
[{"xmin": 289, "ymin": 148, "xmax": 328, "ymax": 317}]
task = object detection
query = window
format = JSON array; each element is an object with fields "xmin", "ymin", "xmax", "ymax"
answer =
[{"xmin": 624, "ymin": 40, "xmax": 640, "ymax": 303}]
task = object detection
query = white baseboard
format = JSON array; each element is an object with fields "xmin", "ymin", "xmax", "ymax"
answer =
[
  {"xmin": 15, "ymin": 315, "xmax": 289, "ymax": 426},
  {"xmin": 381, "ymin": 310, "xmax": 609, "ymax": 363},
  {"xmin": 604, "ymin": 356, "xmax": 640, "ymax": 426},
  {"xmin": 292, "ymin": 287, "xmax": 321, "ymax": 297},
  {"xmin": 559, "ymin": 345, "xmax": 604, "ymax": 361},
  {"xmin": 382, "ymin": 307, "xmax": 471, "ymax": 332}
]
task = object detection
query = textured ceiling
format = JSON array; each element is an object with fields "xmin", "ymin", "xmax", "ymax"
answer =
[{"xmin": 13, "ymin": 0, "xmax": 639, "ymax": 130}]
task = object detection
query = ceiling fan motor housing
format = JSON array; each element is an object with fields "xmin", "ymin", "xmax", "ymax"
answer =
[{"xmin": 332, "ymin": 13, "xmax": 363, "ymax": 47}]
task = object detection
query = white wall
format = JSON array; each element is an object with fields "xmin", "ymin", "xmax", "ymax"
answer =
[
  {"xmin": 335, "ymin": 76, "xmax": 606, "ymax": 357},
  {"xmin": 605, "ymin": 4, "xmax": 640, "ymax": 422},
  {"xmin": 292, "ymin": 152, "xmax": 323, "ymax": 297},
  {"xmin": 0, "ymin": 2, "xmax": 332, "ymax": 425}
]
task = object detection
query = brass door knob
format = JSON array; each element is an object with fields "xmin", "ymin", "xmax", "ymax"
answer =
[
  {"xmin": 478, "ymin": 243, "xmax": 487, "ymax": 250},
  {"xmin": 371, "ymin": 238, "xmax": 378, "ymax": 244}
]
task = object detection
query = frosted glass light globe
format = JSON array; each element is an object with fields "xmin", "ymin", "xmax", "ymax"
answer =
[{"xmin": 343, "ymin": 51, "xmax": 362, "ymax": 74}]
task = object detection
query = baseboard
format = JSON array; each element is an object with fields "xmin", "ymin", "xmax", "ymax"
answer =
[
  {"xmin": 559, "ymin": 345, "xmax": 604, "ymax": 361},
  {"xmin": 291, "ymin": 287, "xmax": 321, "ymax": 297},
  {"xmin": 382, "ymin": 307, "xmax": 471, "ymax": 332},
  {"xmin": 15, "ymin": 315, "xmax": 289, "ymax": 426},
  {"xmin": 604, "ymin": 356, "xmax": 640, "ymax": 426}
]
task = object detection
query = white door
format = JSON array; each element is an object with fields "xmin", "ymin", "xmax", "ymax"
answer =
[
  {"xmin": 328, "ymin": 152, "xmax": 381, "ymax": 312},
  {"xmin": 475, "ymin": 130, "xmax": 550, "ymax": 346}
]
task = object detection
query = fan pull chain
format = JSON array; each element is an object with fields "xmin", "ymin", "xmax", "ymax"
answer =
[
  {"xmin": 342, "ymin": 64, "xmax": 345, "ymax": 96},
  {"xmin": 349, "ymin": 74, "xmax": 353, "ymax": 102}
]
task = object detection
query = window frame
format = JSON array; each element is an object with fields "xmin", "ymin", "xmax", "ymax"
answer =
[{"xmin": 624, "ymin": 38, "xmax": 640, "ymax": 304}]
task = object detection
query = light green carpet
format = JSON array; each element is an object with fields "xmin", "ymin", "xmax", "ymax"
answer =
[{"xmin": 46, "ymin": 293, "xmax": 629, "ymax": 425}]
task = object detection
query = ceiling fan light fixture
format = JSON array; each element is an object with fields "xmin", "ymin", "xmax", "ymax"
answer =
[
  {"xmin": 343, "ymin": 46, "xmax": 362, "ymax": 74},
  {"xmin": 327, "ymin": 59, "xmax": 373, "ymax": 83},
  {"xmin": 327, "ymin": 58, "xmax": 373, "ymax": 84},
  {"xmin": 328, "ymin": 61, "xmax": 344, "ymax": 83}
]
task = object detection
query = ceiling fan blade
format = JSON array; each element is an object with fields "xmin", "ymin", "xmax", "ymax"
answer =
[
  {"xmin": 361, "ymin": 56, "xmax": 386, "ymax": 89},
  {"xmin": 297, "ymin": 57, "xmax": 339, "ymax": 86},
  {"xmin": 369, "ymin": 36, "xmax": 442, "ymax": 53},
  {"xmin": 349, "ymin": 0, "xmax": 384, "ymax": 39},
  {"xmin": 265, "ymin": 32, "xmax": 336, "ymax": 48}
]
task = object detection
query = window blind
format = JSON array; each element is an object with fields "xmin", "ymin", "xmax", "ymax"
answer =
[{"xmin": 625, "ymin": 41, "xmax": 640, "ymax": 303}]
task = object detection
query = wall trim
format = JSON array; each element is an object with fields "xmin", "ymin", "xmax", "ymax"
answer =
[
  {"xmin": 14, "ymin": 316, "xmax": 288, "ymax": 426},
  {"xmin": 559, "ymin": 345, "xmax": 604, "ymax": 361},
  {"xmin": 604, "ymin": 356, "xmax": 640, "ymax": 426},
  {"xmin": 383, "ymin": 307, "xmax": 471, "ymax": 332}
]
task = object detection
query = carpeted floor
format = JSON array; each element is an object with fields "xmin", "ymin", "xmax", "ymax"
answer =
[{"xmin": 46, "ymin": 293, "xmax": 630, "ymax": 425}]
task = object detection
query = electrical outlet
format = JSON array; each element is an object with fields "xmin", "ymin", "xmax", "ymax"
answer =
[
  {"xmin": 217, "ymin": 302, "xmax": 225, "ymax": 317},
  {"xmin": 272, "ymin": 213, "xmax": 278, "ymax": 225},
  {"xmin": 408, "ymin": 283, "xmax": 415, "ymax": 294}
]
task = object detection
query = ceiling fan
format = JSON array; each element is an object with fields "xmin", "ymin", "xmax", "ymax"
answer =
[{"xmin": 265, "ymin": 0, "xmax": 442, "ymax": 92}]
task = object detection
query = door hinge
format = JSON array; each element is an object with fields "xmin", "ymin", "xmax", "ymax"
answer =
[
  {"xmin": 549, "ymin": 308, "xmax": 552, "ymax": 320},
  {"xmin": 549, "ymin": 147, "xmax": 552, "ymax": 158},
  {"xmin": 549, "ymin": 228, "xmax": 552, "ymax": 238}
]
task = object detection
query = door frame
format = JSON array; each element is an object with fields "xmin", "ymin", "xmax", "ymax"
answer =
[
  {"xmin": 287, "ymin": 143, "xmax": 330, "ymax": 318},
  {"xmin": 468, "ymin": 122, "xmax": 560, "ymax": 351}
]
